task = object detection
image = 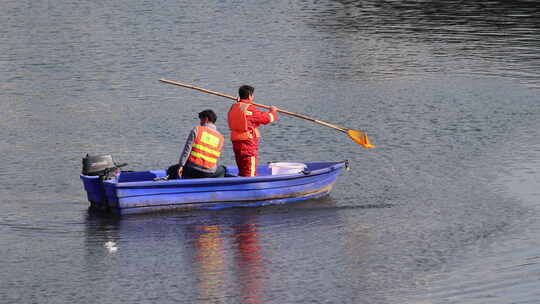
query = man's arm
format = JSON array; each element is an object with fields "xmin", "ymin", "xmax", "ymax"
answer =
[
  {"xmin": 249, "ymin": 105, "xmax": 279, "ymax": 126},
  {"xmin": 178, "ymin": 127, "xmax": 198, "ymax": 166}
]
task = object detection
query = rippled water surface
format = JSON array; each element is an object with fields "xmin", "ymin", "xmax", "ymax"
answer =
[{"xmin": 1, "ymin": 1, "xmax": 539, "ymax": 303}]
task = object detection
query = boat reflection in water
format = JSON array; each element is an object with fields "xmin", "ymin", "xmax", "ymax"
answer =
[
  {"xmin": 83, "ymin": 193, "xmax": 348, "ymax": 304},
  {"xmin": 84, "ymin": 211, "xmax": 268, "ymax": 303}
]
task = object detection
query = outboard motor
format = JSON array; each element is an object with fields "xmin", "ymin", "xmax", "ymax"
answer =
[{"xmin": 82, "ymin": 154, "xmax": 127, "ymax": 180}]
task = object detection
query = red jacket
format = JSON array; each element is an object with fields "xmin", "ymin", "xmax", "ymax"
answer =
[{"xmin": 228, "ymin": 99, "xmax": 278, "ymax": 156}]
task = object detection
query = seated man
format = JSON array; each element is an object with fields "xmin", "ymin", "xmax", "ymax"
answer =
[{"xmin": 171, "ymin": 109, "xmax": 226, "ymax": 179}]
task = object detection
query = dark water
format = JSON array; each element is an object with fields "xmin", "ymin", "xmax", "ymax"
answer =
[{"xmin": 1, "ymin": 1, "xmax": 539, "ymax": 303}]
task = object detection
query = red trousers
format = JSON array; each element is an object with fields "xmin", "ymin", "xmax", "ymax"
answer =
[
  {"xmin": 232, "ymin": 140, "xmax": 259, "ymax": 177},
  {"xmin": 234, "ymin": 153, "xmax": 258, "ymax": 177}
]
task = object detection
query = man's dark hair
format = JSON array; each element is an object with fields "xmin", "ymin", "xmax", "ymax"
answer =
[
  {"xmin": 238, "ymin": 85, "xmax": 255, "ymax": 99},
  {"xmin": 198, "ymin": 109, "xmax": 217, "ymax": 123}
]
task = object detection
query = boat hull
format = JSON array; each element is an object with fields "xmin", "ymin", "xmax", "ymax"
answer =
[{"xmin": 81, "ymin": 161, "xmax": 346, "ymax": 215}]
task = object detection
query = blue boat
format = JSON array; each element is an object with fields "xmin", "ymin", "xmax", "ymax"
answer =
[{"xmin": 80, "ymin": 161, "xmax": 348, "ymax": 215}]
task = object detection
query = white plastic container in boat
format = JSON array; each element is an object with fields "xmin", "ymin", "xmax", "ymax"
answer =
[{"xmin": 268, "ymin": 162, "xmax": 307, "ymax": 175}]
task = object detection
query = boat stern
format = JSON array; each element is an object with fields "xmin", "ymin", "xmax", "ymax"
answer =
[{"xmin": 80, "ymin": 174, "xmax": 106, "ymax": 207}]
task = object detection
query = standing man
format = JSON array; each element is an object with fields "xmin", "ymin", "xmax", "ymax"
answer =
[
  {"xmin": 227, "ymin": 85, "xmax": 279, "ymax": 177},
  {"xmin": 174, "ymin": 109, "xmax": 226, "ymax": 179}
]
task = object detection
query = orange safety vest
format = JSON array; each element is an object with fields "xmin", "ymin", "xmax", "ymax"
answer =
[
  {"xmin": 228, "ymin": 102, "xmax": 261, "ymax": 141},
  {"xmin": 187, "ymin": 126, "xmax": 224, "ymax": 169}
]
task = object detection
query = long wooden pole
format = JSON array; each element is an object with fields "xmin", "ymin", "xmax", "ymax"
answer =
[{"xmin": 158, "ymin": 78, "xmax": 374, "ymax": 148}]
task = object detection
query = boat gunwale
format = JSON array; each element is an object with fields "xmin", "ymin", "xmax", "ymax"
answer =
[{"xmin": 101, "ymin": 161, "xmax": 346, "ymax": 189}]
